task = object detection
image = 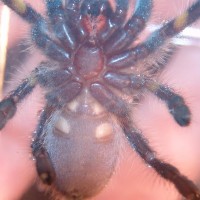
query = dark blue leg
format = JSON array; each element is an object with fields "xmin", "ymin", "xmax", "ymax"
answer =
[
  {"xmin": 45, "ymin": 0, "xmax": 78, "ymax": 51},
  {"xmin": 0, "ymin": 62, "xmax": 73, "ymax": 130},
  {"xmin": 65, "ymin": 0, "xmax": 81, "ymax": 10},
  {"xmin": 64, "ymin": 0, "xmax": 88, "ymax": 41},
  {"xmin": 107, "ymin": 0, "xmax": 200, "ymax": 69},
  {"xmin": 90, "ymin": 82, "xmax": 200, "ymax": 200},
  {"xmin": 104, "ymin": 0, "xmax": 152, "ymax": 55},
  {"xmin": 32, "ymin": 76, "xmax": 82, "ymax": 185},
  {"xmin": 25, "ymin": 2, "xmax": 72, "ymax": 63},
  {"xmin": 97, "ymin": 0, "xmax": 129, "ymax": 43},
  {"xmin": 81, "ymin": 0, "xmax": 111, "ymax": 16},
  {"xmin": 31, "ymin": 81, "xmax": 82, "ymax": 186},
  {"xmin": 0, "ymin": 69, "xmax": 37, "ymax": 130},
  {"xmin": 31, "ymin": 22, "xmax": 71, "ymax": 62},
  {"xmin": 103, "ymin": 72, "xmax": 191, "ymax": 126},
  {"xmin": 31, "ymin": 103, "xmax": 57, "ymax": 185},
  {"xmin": 2, "ymin": 0, "xmax": 72, "ymax": 62},
  {"xmin": 1, "ymin": 0, "xmax": 43, "ymax": 23}
]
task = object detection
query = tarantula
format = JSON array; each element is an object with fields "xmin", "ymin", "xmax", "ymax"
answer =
[{"xmin": 1, "ymin": 0, "xmax": 200, "ymax": 199}]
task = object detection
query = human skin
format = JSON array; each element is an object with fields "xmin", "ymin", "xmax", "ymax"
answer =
[{"xmin": 0, "ymin": 0, "xmax": 200, "ymax": 200}]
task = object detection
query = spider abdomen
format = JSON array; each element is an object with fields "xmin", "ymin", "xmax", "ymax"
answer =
[{"xmin": 43, "ymin": 107, "xmax": 121, "ymax": 199}]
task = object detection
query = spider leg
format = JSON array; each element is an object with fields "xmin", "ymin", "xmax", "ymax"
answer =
[
  {"xmin": 31, "ymin": 22, "xmax": 71, "ymax": 62},
  {"xmin": 0, "ymin": 60, "xmax": 81, "ymax": 184},
  {"xmin": 1, "ymin": 0, "xmax": 43, "ymax": 23},
  {"xmin": 1, "ymin": 0, "xmax": 72, "ymax": 62},
  {"xmin": 97, "ymin": 0, "xmax": 129, "ymax": 43},
  {"xmin": 104, "ymin": 0, "xmax": 152, "ymax": 55},
  {"xmin": 0, "ymin": 69, "xmax": 38, "ymax": 130},
  {"xmin": 146, "ymin": 81, "xmax": 191, "ymax": 126},
  {"xmin": 33, "ymin": 62, "xmax": 82, "ymax": 105},
  {"xmin": 64, "ymin": 0, "xmax": 88, "ymax": 41},
  {"xmin": 90, "ymin": 82, "xmax": 200, "ymax": 200},
  {"xmin": 81, "ymin": 0, "xmax": 111, "ymax": 16},
  {"xmin": 104, "ymin": 71, "xmax": 190, "ymax": 126},
  {"xmin": 0, "ymin": 62, "xmax": 73, "ymax": 130},
  {"xmin": 45, "ymin": 0, "xmax": 78, "ymax": 51},
  {"xmin": 65, "ymin": 0, "xmax": 82, "ymax": 10},
  {"xmin": 32, "ymin": 80, "xmax": 82, "ymax": 185},
  {"xmin": 107, "ymin": 0, "xmax": 200, "ymax": 69},
  {"xmin": 123, "ymin": 126, "xmax": 200, "ymax": 200},
  {"xmin": 32, "ymin": 103, "xmax": 57, "ymax": 185}
]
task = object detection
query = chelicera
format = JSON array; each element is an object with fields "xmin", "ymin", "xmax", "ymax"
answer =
[{"xmin": 1, "ymin": 0, "xmax": 200, "ymax": 199}]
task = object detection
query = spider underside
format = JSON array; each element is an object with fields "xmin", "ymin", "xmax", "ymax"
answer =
[{"xmin": 1, "ymin": 0, "xmax": 200, "ymax": 199}]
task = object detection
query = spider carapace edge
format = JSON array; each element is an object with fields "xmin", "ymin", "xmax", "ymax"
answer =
[{"xmin": 0, "ymin": 0, "xmax": 200, "ymax": 199}]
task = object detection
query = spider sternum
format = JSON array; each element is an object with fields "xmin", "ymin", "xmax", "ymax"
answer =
[{"xmin": 73, "ymin": 40, "xmax": 105, "ymax": 80}]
